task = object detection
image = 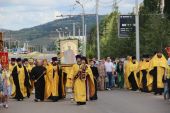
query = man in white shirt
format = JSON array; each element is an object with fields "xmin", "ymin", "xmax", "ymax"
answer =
[{"xmin": 105, "ymin": 57, "xmax": 114, "ymax": 90}]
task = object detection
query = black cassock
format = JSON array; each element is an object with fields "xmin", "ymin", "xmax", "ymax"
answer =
[
  {"xmin": 12, "ymin": 65, "xmax": 31, "ymax": 100},
  {"xmin": 31, "ymin": 66, "xmax": 46, "ymax": 101},
  {"xmin": 90, "ymin": 66, "xmax": 99, "ymax": 100}
]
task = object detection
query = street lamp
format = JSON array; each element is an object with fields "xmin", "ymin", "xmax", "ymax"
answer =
[
  {"xmin": 135, "ymin": 0, "xmax": 140, "ymax": 61},
  {"xmin": 96, "ymin": 0, "xmax": 100, "ymax": 60},
  {"xmin": 76, "ymin": 0, "xmax": 86, "ymax": 56}
]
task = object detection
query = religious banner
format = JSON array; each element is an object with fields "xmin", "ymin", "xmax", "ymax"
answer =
[
  {"xmin": 0, "ymin": 52, "xmax": 9, "ymax": 68},
  {"xmin": 59, "ymin": 39, "xmax": 79, "ymax": 64}
]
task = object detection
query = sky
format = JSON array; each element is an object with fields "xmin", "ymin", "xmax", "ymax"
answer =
[{"xmin": 0, "ymin": 0, "xmax": 143, "ymax": 30}]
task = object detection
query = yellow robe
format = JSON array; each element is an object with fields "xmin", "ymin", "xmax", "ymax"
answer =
[
  {"xmin": 25, "ymin": 64, "xmax": 32, "ymax": 79},
  {"xmin": 69, "ymin": 64, "xmax": 95, "ymax": 102},
  {"xmin": 26, "ymin": 64, "xmax": 35, "ymax": 74},
  {"xmin": 44, "ymin": 64, "xmax": 59, "ymax": 99},
  {"xmin": 124, "ymin": 58, "xmax": 132, "ymax": 89},
  {"xmin": 25, "ymin": 64, "xmax": 35, "ymax": 93},
  {"xmin": 17, "ymin": 65, "xmax": 27, "ymax": 97},
  {"xmin": 9, "ymin": 63, "xmax": 16, "ymax": 97},
  {"xmin": 29, "ymin": 64, "xmax": 35, "ymax": 92},
  {"xmin": 64, "ymin": 67, "xmax": 73, "ymax": 88},
  {"xmin": 129, "ymin": 61, "xmax": 139, "ymax": 87},
  {"xmin": 139, "ymin": 60, "xmax": 153, "ymax": 91},
  {"xmin": 61, "ymin": 66, "xmax": 71, "ymax": 97},
  {"xmin": 149, "ymin": 54, "xmax": 167, "ymax": 88}
]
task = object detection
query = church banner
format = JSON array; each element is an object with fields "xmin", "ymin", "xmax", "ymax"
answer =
[{"xmin": 60, "ymin": 39, "xmax": 79, "ymax": 64}]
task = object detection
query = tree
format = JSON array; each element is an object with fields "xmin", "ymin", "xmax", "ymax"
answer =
[
  {"xmin": 87, "ymin": 0, "xmax": 170, "ymax": 59},
  {"xmin": 143, "ymin": 0, "xmax": 160, "ymax": 13},
  {"xmin": 164, "ymin": 0, "xmax": 170, "ymax": 19}
]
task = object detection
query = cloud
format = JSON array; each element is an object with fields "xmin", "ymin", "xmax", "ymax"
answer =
[{"xmin": 0, "ymin": 0, "xmax": 143, "ymax": 30}]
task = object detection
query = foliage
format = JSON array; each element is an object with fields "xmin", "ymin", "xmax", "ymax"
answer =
[{"xmin": 87, "ymin": 0, "xmax": 170, "ymax": 58}]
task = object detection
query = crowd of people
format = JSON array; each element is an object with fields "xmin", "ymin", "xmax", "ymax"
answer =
[
  {"xmin": 96, "ymin": 51, "xmax": 170, "ymax": 100},
  {"xmin": 0, "ymin": 50, "xmax": 170, "ymax": 109}
]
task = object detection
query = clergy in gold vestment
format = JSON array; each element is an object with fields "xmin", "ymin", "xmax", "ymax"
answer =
[
  {"xmin": 23, "ymin": 58, "xmax": 32, "ymax": 98},
  {"xmin": 69, "ymin": 55, "xmax": 95, "ymax": 105},
  {"xmin": 124, "ymin": 56, "xmax": 132, "ymax": 89},
  {"xmin": 149, "ymin": 51, "xmax": 168, "ymax": 95},
  {"xmin": 128, "ymin": 56, "xmax": 139, "ymax": 91},
  {"xmin": 44, "ymin": 58, "xmax": 60, "ymax": 102},
  {"xmin": 139, "ymin": 55, "xmax": 153, "ymax": 92},
  {"xmin": 9, "ymin": 58, "xmax": 16, "ymax": 98},
  {"xmin": 12, "ymin": 58, "xmax": 31, "ymax": 101},
  {"xmin": 28, "ymin": 58, "xmax": 35, "ymax": 93}
]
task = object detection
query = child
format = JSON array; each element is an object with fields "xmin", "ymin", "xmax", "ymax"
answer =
[{"xmin": 2, "ymin": 66, "xmax": 11, "ymax": 108}]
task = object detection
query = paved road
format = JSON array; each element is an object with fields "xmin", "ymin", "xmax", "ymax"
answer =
[{"xmin": 1, "ymin": 89, "xmax": 170, "ymax": 113}]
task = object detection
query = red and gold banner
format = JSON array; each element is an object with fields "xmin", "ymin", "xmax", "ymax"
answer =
[{"xmin": 0, "ymin": 52, "xmax": 8, "ymax": 68}]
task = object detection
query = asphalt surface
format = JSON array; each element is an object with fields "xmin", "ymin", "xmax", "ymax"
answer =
[{"xmin": 1, "ymin": 89, "xmax": 170, "ymax": 113}]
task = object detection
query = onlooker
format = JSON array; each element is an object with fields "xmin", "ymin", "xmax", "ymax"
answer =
[
  {"xmin": 2, "ymin": 66, "xmax": 12, "ymax": 108},
  {"xmin": 112, "ymin": 61, "xmax": 117, "ymax": 87},
  {"xmin": 92, "ymin": 58, "xmax": 99, "ymax": 67},
  {"xmin": 104, "ymin": 57, "xmax": 114, "ymax": 90},
  {"xmin": 117, "ymin": 60, "xmax": 124, "ymax": 88},
  {"xmin": 97, "ymin": 59, "xmax": 106, "ymax": 91}
]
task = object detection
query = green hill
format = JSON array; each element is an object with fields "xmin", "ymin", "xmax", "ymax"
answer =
[{"xmin": 3, "ymin": 15, "xmax": 105, "ymax": 49}]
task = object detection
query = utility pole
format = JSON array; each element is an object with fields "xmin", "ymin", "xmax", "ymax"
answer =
[
  {"xmin": 85, "ymin": 24, "xmax": 87, "ymax": 56},
  {"xmin": 73, "ymin": 23, "xmax": 76, "ymax": 37},
  {"xmin": 113, "ymin": 0, "xmax": 118, "ymax": 12},
  {"xmin": 76, "ymin": 0, "xmax": 86, "ymax": 56},
  {"xmin": 96, "ymin": 0, "xmax": 100, "ymax": 60},
  {"xmin": 9, "ymin": 33, "xmax": 11, "ymax": 51},
  {"xmin": 82, "ymin": 10, "xmax": 85, "ymax": 56},
  {"xmin": 79, "ymin": 28, "xmax": 81, "ymax": 38},
  {"xmin": 135, "ymin": 0, "xmax": 140, "ymax": 61}
]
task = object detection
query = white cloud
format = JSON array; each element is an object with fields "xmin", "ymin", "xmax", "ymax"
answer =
[{"xmin": 0, "ymin": 0, "xmax": 143, "ymax": 30}]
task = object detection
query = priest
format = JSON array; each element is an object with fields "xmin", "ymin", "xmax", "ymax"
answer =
[
  {"xmin": 149, "ymin": 51, "xmax": 167, "ymax": 95},
  {"xmin": 128, "ymin": 56, "xmax": 139, "ymax": 91},
  {"xmin": 31, "ymin": 59, "xmax": 46, "ymax": 102},
  {"xmin": 69, "ymin": 55, "xmax": 95, "ymax": 105},
  {"xmin": 139, "ymin": 55, "xmax": 152, "ymax": 92},
  {"xmin": 124, "ymin": 56, "xmax": 132, "ymax": 90},
  {"xmin": 9, "ymin": 58, "xmax": 16, "ymax": 97},
  {"xmin": 12, "ymin": 58, "xmax": 31, "ymax": 101},
  {"xmin": 44, "ymin": 58, "xmax": 60, "ymax": 102}
]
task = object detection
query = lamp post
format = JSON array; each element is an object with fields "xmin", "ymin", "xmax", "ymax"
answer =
[
  {"xmin": 135, "ymin": 0, "xmax": 140, "ymax": 61},
  {"xmin": 96, "ymin": 0, "xmax": 100, "ymax": 60},
  {"xmin": 76, "ymin": 0, "xmax": 86, "ymax": 56}
]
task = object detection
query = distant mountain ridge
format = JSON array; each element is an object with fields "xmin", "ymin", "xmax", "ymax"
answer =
[{"xmin": 3, "ymin": 15, "xmax": 105, "ymax": 48}]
